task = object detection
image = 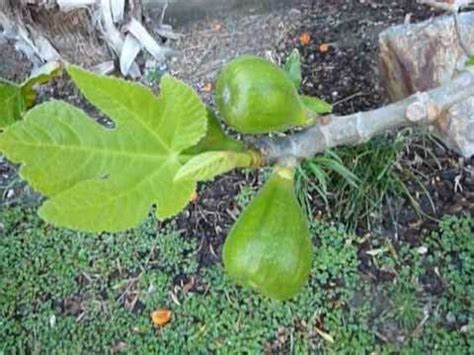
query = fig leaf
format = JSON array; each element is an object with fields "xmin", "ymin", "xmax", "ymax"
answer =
[
  {"xmin": 184, "ymin": 108, "xmax": 245, "ymax": 155},
  {"xmin": 21, "ymin": 61, "xmax": 64, "ymax": 108},
  {"xmin": 0, "ymin": 61, "xmax": 64, "ymax": 129},
  {"xmin": 0, "ymin": 66, "xmax": 207, "ymax": 232}
]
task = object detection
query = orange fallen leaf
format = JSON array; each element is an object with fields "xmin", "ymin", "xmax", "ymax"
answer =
[
  {"xmin": 202, "ymin": 82, "xmax": 213, "ymax": 93},
  {"xmin": 151, "ymin": 309, "xmax": 171, "ymax": 327},
  {"xmin": 299, "ymin": 32, "xmax": 311, "ymax": 46},
  {"xmin": 319, "ymin": 43, "xmax": 330, "ymax": 53},
  {"xmin": 190, "ymin": 191, "xmax": 198, "ymax": 202}
]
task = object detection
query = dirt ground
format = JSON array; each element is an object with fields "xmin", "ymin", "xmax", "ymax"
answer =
[
  {"xmin": 1, "ymin": 0, "xmax": 473, "ymax": 294},
  {"xmin": 167, "ymin": 0, "xmax": 473, "ymax": 269}
]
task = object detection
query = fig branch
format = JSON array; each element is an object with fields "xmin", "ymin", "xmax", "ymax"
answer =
[
  {"xmin": 254, "ymin": 11, "xmax": 474, "ymax": 165},
  {"xmin": 256, "ymin": 69, "xmax": 474, "ymax": 165}
]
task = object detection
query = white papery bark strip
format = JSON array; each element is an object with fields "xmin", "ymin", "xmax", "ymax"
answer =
[
  {"xmin": 126, "ymin": 18, "xmax": 172, "ymax": 63},
  {"xmin": 120, "ymin": 34, "xmax": 142, "ymax": 78},
  {"xmin": 110, "ymin": 0, "xmax": 125, "ymax": 23}
]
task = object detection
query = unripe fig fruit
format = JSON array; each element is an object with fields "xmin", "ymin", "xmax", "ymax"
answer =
[
  {"xmin": 216, "ymin": 55, "xmax": 308, "ymax": 134},
  {"xmin": 223, "ymin": 167, "xmax": 312, "ymax": 300}
]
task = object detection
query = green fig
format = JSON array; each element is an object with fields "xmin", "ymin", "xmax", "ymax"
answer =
[
  {"xmin": 223, "ymin": 167, "xmax": 312, "ymax": 300},
  {"xmin": 216, "ymin": 55, "xmax": 309, "ymax": 134}
]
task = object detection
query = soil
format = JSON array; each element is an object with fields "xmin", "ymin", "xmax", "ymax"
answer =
[
  {"xmin": 1, "ymin": 0, "xmax": 473, "ymax": 296},
  {"xmin": 167, "ymin": 0, "xmax": 473, "ymax": 274}
]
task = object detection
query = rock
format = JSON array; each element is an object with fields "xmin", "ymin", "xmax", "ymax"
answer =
[{"xmin": 378, "ymin": 12, "xmax": 474, "ymax": 101}]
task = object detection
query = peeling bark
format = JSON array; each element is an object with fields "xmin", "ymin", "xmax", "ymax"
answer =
[
  {"xmin": 0, "ymin": 1, "xmax": 172, "ymax": 76},
  {"xmin": 442, "ymin": 97, "xmax": 474, "ymax": 157},
  {"xmin": 0, "ymin": 1, "xmax": 110, "ymax": 66}
]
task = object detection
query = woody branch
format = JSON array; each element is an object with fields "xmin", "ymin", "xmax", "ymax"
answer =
[{"xmin": 255, "ymin": 11, "xmax": 474, "ymax": 164}]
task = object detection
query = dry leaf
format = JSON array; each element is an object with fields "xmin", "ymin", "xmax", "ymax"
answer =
[
  {"xmin": 110, "ymin": 0, "xmax": 126, "ymax": 23},
  {"xmin": 387, "ymin": 241, "xmax": 398, "ymax": 259},
  {"xmin": 126, "ymin": 18, "xmax": 172, "ymax": 63},
  {"xmin": 319, "ymin": 43, "xmax": 330, "ymax": 53},
  {"xmin": 190, "ymin": 191, "xmax": 198, "ymax": 202},
  {"xmin": 299, "ymin": 32, "xmax": 311, "ymax": 46},
  {"xmin": 202, "ymin": 82, "xmax": 213, "ymax": 93},
  {"xmin": 366, "ymin": 247, "xmax": 388, "ymax": 256},
  {"xmin": 120, "ymin": 34, "xmax": 142, "ymax": 78},
  {"xmin": 314, "ymin": 326, "xmax": 334, "ymax": 343},
  {"xmin": 57, "ymin": 0, "xmax": 97, "ymax": 12},
  {"xmin": 182, "ymin": 277, "xmax": 196, "ymax": 293},
  {"xmin": 151, "ymin": 309, "xmax": 172, "ymax": 327}
]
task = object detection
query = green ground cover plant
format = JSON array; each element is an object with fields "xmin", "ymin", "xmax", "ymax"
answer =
[{"xmin": 0, "ymin": 204, "xmax": 471, "ymax": 353}]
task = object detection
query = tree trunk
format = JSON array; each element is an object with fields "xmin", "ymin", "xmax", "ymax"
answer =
[{"xmin": 1, "ymin": 1, "xmax": 111, "ymax": 67}]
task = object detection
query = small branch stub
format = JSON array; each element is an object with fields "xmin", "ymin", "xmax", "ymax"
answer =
[
  {"xmin": 406, "ymin": 93, "xmax": 430, "ymax": 122},
  {"xmin": 406, "ymin": 92, "xmax": 442, "ymax": 123}
]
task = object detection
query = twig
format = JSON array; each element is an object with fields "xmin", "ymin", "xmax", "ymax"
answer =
[
  {"xmin": 159, "ymin": 0, "xmax": 168, "ymax": 27},
  {"xmin": 333, "ymin": 91, "xmax": 364, "ymax": 107}
]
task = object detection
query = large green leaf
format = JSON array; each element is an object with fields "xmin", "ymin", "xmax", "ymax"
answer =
[
  {"xmin": 0, "ymin": 79, "xmax": 26, "ymax": 129},
  {"xmin": 0, "ymin": 66, "xmax": 207, "ymax": 232},
  {"xmin": 175, "ymin": 150, "xmax": 257, "ymax": 182}
]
